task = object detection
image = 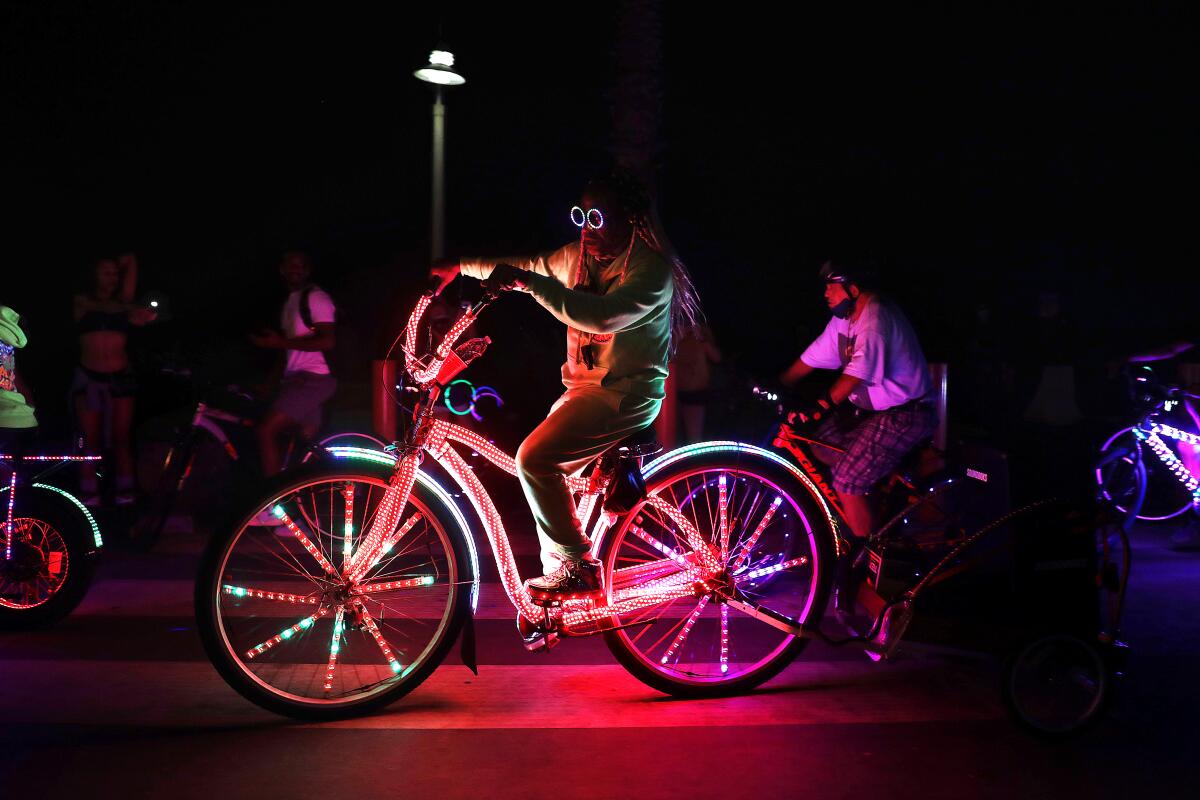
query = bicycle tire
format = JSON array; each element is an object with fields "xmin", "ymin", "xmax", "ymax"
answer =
[
  {"xmin": 195, "ymin": 458, "xmax": 474, "ymax": 720},
  {"xmin": 0, "ymin": 487, "xmax": 99, "ymax": 629},
  {"xmin": 1097, "ymin": 427, "xmax": 1191, "ymax": 522},
  {"xmin": 1002, "ymin": 633, "xmax": 1110, "ymax": 737},
  {"xmin": 131, "ymin": 431, "xmax": 199, "ymax": 550},
  {"xmin": 594, "ymin": 443, "xmax": 836, "ymax": 698}
]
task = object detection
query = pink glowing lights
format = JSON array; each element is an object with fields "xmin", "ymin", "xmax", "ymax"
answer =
[
  {"xmin": 271, "ymin": 504, "xmax": 338, "ymax": 578},
  {"xmin": 731, "ymin": 496, "xmax": 782, "ymax": 572},
  {"xmin": 223, "ymin": 585, "xmax": 319, "ymax": 604}
]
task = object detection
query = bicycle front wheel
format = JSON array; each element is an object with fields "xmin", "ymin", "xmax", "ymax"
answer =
[
  {"xmin": 1097, "ymin": 427, "xmax": 1190, "ymax": 522},
  {"xmin": 195, "ymin": 461, "xmax": 473, "ymax": 720},
  {"xmin": 596, "ymin": 445, "xmax": 835, "ymax": 697}
]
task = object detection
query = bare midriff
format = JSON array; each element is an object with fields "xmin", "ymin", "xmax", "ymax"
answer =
[{"xmin": 79, "ymin": 331, "xmax": 130, "ymax": 373}]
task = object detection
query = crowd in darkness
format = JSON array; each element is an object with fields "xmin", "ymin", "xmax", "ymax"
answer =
[{"xmin": 5, "ymin": 234, "xmax": 1194, "ymax": 520}]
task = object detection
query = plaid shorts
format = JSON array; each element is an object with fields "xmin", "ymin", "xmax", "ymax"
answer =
[{"xmin": 812, "ymin": 402, "xmax": 938, "ymax": 495}]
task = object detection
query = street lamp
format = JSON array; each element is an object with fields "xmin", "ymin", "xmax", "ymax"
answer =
[{"xmin": 414, "ymin": 49, "xmax": 465, "ymax": 260}]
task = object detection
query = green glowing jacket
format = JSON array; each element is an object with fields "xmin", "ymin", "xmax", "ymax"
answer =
[
  {"xmin": 0, "ymin": 306, "xmax": 37, "ymax": 429},
  {"xmin": 461, "ymin": 235, "xmax": 673, "ymax": 399}
]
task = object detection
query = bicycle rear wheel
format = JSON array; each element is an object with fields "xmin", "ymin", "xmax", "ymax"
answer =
[
  {"xmin": 195, "ymin": 461, "xmax": 473, "ymax": 720},
  {"xmin": 1003, "ymin": 634, "xmax": 1110, "ymax": 736},
  {"xmin": 596, "ymin": 445, "xmax": 835, "ymax": 697}
]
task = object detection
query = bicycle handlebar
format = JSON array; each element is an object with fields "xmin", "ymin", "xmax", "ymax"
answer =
[{"xmin": 401, "ymin": 279, "xmax": 501, "ymax": 387}]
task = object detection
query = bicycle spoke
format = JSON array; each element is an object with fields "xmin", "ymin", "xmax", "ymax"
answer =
[
  {"xmin": 661, "ymin": 596, "xmax": 709, "ymax": 665},
  {"xmin": 357, "ymin": 604, "xmax": 403, "ymax": 674},
  {"xmin": 718, "ymin": 473, "xmax": 729, "ymax": 562},
  {"xmin": 271, "ymin": 504, "xmax": 339, "ymax": 578},
  {"xmin": 735, "ymin": 556, "xmax": 809, "ymax": 582},
  {"xmin": 731, "ymin": 496, "xmax": 782, "ymax": 572},
  {"xmin": 358, "ymin": 576, "xmax": 436, "ymax": 593},
  {"xmin": 720, "ymin": 603, "xmax": 730, "ymax": 674},
  {"xmin": 222, "ymin": 584, "xmax": 320, "ymax": 605},
  {"xmin": 323, "ymin": 608, "xmax": 346, "ymax": 695},
  {"xmin": 246, "ymin": 608, "xmax": 328, "ymax": 659},
  {"xmin": 343, "ymin": 482, "xmax": 355, "ymax": 562}
]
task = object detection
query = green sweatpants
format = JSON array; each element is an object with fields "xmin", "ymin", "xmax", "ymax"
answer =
[{"xmin": 515, "ymin": 385, "xmax": 661, "ymax": 573}]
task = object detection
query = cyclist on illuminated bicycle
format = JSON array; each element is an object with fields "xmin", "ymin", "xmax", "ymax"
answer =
[
  {"xmin": 428, "ymin": 172, "xmax": 703, "ymax": 605},
  {"xmin": 780, "ymin": 260, "xmax": 936, "ymax": 549}
]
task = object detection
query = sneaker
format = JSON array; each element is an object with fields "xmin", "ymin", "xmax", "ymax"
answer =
[
  {"xmin": 524, "ymin": 557, "xmax": 604, "ymax": 607},
  {"xmin": 865, "ymin": 598, "xmax": 914, "ymax": 662}
]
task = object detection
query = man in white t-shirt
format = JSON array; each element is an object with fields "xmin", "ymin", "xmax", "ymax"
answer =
[
  {"xmin": 780, "ymin": 260, "xmax": 935, "ymax": 542},
  {"xmin": 250, "ymin": 251, "xmax": 337, "ymax": 475}
]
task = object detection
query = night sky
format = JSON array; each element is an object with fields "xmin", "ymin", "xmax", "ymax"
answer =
[{"xmin": 3, "ymin": 2, "xmax": 1196, "ymax": 448}]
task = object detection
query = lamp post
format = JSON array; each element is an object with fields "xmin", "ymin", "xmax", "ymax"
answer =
[{"xmin": 414, "ymin": 49, "xmax": 465, "ymax": 260}]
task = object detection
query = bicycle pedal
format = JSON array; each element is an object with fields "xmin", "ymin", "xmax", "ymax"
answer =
[{"xmin": 522, "ymin": 631, "xmax": 560, "ymax": 652}]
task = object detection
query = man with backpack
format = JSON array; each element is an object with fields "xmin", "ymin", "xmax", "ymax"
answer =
[{"xmin": 250, "ymin": 251, "xmax": 336, "ymax": 476}]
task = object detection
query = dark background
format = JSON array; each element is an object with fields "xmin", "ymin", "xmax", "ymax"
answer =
[{"xmin": 3, "ymin": 2, "xmax": 1196, "ymax": 469}]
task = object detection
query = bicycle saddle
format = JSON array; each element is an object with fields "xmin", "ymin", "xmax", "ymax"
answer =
[{"xmin": 615, "ymin": 425, "xmax": 662, "ymax": 460}]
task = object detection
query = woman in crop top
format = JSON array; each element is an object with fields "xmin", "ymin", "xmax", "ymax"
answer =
[{"xmin": 71, "ymin": 253, "xmax": 155, "ymax": 504}]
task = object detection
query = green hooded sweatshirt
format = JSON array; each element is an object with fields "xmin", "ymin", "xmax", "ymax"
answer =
[{"xmin": 0, "ymin": 306, "xmax": 37, "ymax": 429}]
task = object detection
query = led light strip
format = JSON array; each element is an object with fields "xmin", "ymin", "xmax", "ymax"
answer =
[
  {"xmin": 718, "ymin": 473, "xmax": 729, "ymax": 562},
  {"xmin": 561, "ymin": 582, "xmax": 698, "ymax": 627},
  {"xmin": 437, "ymin": 420, "xmax": 518, "ymax": 476},
  {"xmin": 343, "ymin": 482, "xmax": 354, "ymax": 562},
  {"xmin": 731, "ymin": 496, "xmax": 782, "ymax": 572},
  {"xmin": 720, "ymin": 603, "xmax": 730, "ymax": 674},
  {"xmin": 223, "ymin": 585, "xmax": 319, "ymax": 604},
  {"xmin": 347, "ymin": 458, "xmax": 418, "ymax": 583},
  {"xmin": 323, "ymin": 608, "xmax": 346, "ymax": 694},
  {"xmin": 357, "ymin": 576, "xmax": 436, "ymax": 593},
  {"xmin": 736, "ymin": 556, "xmax": 809, "ymax": 582},
  {"xmin": 326, "ymin": 446, "xmax": 480, "ymax": 612},
  {"xmin": 362, "ymin": 512, "xmax": 423, "ymax": 574},
  {"xmin": 358, "ymin": 604, "xmax": 403, "ymax": 674},
  {"xmin": 246, "ymin": 608, "xmax": 328, "ymax": 659},
  {"xmin": 4, "ymin": 472, "xmax": 15, "ymax": 561},
  {"xmin": 661, "ymin": 595, "xmax": 710, "ymax": 665},
  {"xmin": 271, "ymin": 504, "xmax": 339, "ymax": 578},
  {"xmin": 644, "ymin": 495, "xmax": 722, "ymax": 574},
  {"xmin": 629, "ymin": 524, "xmax": 708, "ymax": 579}
]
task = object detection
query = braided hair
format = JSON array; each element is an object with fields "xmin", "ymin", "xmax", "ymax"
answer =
[{"xmin": 584, "ymin": 171, "xmax": 704, "ymax": 356}]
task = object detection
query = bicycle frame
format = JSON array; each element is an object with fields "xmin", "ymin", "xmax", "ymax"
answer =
[
  {"xmin": 0, "ymin": 454, "xmax": 105, "ymax": 553},
  {"xmin": 343, "ymin": 294, "xmax": 724, "ymax": 631}
]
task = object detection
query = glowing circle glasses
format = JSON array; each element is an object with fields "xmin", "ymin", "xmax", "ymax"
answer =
[{"xmin": 570, "ymin": 206, "xmax": 604, "ymax": 230}]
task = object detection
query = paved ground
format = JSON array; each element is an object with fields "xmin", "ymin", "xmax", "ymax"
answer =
[{"xmin": 2, "ymin": 512, "xmax": 1198, "ymax": 799}]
